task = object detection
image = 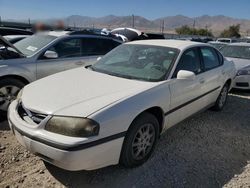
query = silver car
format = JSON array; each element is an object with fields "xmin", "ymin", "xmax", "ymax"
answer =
[
  {"xmin": 220, "ymin": 43, "xmax": 250, "ymax": 90},
  {"xmin": 0, "ymin": 31, "xmax": 122, "ymax": 112}
]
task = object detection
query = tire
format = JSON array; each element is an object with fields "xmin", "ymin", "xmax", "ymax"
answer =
[
  {"xmin": 212, "ymin": 83, "xmax": 229, "ymax": 111},
  {"xmin": 120, "ymin": 112, "xmax": 160, "ymax": 168},
  {"xmin": 0, "ymin": 78, "xmax": 26, "ymax": 113}
]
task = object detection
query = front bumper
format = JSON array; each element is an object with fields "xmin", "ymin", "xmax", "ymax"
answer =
[
  {"xmin": 233, "ymin": 75, "xmax": 250, "ymax": 90},
  {"xmin": 8, "ymin": 100, "xmax": 125, "ymax": 171}
]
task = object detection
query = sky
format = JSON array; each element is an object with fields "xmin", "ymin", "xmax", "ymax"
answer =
[{"xmin": 1, "ymin": 0, "xmax": 250, "ymax": 21}]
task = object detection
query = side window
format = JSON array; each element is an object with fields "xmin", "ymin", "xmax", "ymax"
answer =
[
  {"xmin": 201, "ymin": 47, "xmax": 221, "ymax": 70},
  {"xmin": 82, "ymin": 38, "xmax": 120, "ymax": 56},
  {"xmin": 48, "ymin": 38, "xmax": 81, "ymax": 58},
  {"xmin": 217, "ymin": 50, "xmax": 224, "ymax": 65},
  {"xmin": 173, "ymin": 48, "xmax": 201, "ymax": 78}
]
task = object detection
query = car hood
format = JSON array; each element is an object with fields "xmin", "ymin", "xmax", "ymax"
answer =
[
  {"xmin": 226, "ymin": 57, "xmax": 250, "ymax": 70},
  {"xmin": 21, "ymin": 68, "xmax": 156, "ymax": 117},
  {"xmin": 0, "ymin": 35, "xmax": 23, "ymax": 55}
]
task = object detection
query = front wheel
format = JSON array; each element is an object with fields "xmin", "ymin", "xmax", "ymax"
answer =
[
  {"xmin": 120, "ymin": 112, "xmax": 159, "ymax": 168},
  {"xmin": 0, "ymin": 78, "xmax": 25, "ymax": 113},
  {"xmin": 212, "ymin": 83, "xmax": 229, "ymax": 111}
]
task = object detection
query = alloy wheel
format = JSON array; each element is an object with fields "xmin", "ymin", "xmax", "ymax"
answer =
[
  {"xmin": 131, "ymin": 123, "xmax": 156, "ymax": 161},
  {"xmin": 0, "ymin": 85, "xmax": 20, "ymax": 111}
]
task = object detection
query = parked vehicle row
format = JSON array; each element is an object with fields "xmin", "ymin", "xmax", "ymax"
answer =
[
  {"xmin": 1, "ymin": 25, "xmax": 248, "ymax": 171},
  {"xmin": 8, "ymin": 40, "xmax": 236, "ymax": 171}
]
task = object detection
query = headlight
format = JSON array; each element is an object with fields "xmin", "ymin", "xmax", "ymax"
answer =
[
  {"xmin": 45, "ymin": 116, "xmax": 100, "ymax": 137},
  {"xmin": 237, "ymin": 69, "xmax": 250, "ymax": 76},
  {"xmin": 16, "ymin": 89, "xmax": 23, "ymax": 100}
]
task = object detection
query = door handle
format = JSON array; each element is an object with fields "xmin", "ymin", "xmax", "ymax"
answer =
[
  {"xmin": 75, "ymin": 61, "xmax": 85, "ymax": 65},
  {"xmin": 199, "ymin": 78, "xmax": 205, "ymax": 84}
]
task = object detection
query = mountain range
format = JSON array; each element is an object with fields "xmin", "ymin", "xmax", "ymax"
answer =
[
  {"xmin": 61, "ymin": 15, "xmax": 250, "ymax": 36},
  {"xmin": 10, "ymin": 14, "xmax": 250, "ymax": 36}
]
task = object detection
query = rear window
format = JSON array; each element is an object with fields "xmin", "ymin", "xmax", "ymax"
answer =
[{"xmin": 220, "ymin": 45, "xmax": 250, "ymax": 60}]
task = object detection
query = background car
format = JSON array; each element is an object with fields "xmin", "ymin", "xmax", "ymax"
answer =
[
  {"xmin": 0, "ymin": 31, "xmax": 122, "ymax": 112},
  {"xmin": 8, "ymin": 40, "xmax": 236, "ymax": 171},
  {"xmin": 0, "ymin": 27, "xmax": 33, "ymax": 36},
  {"xmin": 208, "ymin": 41, "xmax": 228, "ymax": 50},
  {"xmin": 220, "ymin": 43, "xmax": 250, "ymax": 90},
  {"xmin": 4, "ymin": 35, "xmax": 29, "ymax": 44},
  {"xmin": 216, "ymin": 38, "xmax": 237, "ymax": 43}
]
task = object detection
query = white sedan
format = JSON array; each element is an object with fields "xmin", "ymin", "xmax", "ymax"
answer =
[
  {"xmin": 8, "ymin": 40, "xmax": 236, "ymax": 171},
  {"xmin": 221, "ymin": 43, "xmax": 250, "ymax": 90}
]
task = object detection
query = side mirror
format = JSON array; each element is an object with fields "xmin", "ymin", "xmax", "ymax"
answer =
[
  {"xmin": 97, "ymin": 57, "xmax": 102, "ymax": 61},
  {"xmin": 177, "ymin": 70, "xmax": 195, "ymax": 80},
  {"xmin": 43, "ymin": 50, "xmax": 58, "ymax": 59}
]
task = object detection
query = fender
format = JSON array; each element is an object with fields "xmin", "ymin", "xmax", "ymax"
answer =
[{"xmin": 0, "ymin": 64, "xmax": 35, "ymax": 83}]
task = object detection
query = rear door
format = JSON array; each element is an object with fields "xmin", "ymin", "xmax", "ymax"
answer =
[
  {"xmin": 198, "ymin": 47, "xmax": 224, "ymax": 105},
  {"xmin": 166, "ymin": 47, "xmax": 206, "ymax": 129}
]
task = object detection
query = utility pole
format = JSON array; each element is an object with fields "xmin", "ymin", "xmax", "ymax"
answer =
[
  {"xmin": 193, "ymin": 19, "xmax": 196, "ymax": 29},
  {"xmin": 193, "ymin": 19, "xmax": 196, "ymax": 35},
  {"xmin": 161, "ymin": 20, "xmax": 164, "ymax": 34},
  {"xmin": 0, "ymin": 16, "xmax": 2, "ymax": 26},
  {"xmin": 28, "ymin": 18, "xmax": 31, "ymax": 27},
  {"xmin": 132, "ymin": 14, "xmax": 135, "ymax": 28}
]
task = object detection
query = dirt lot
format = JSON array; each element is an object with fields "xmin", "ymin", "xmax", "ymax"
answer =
[{"xmin": 0, "ymin": 90, "xmax": 250, "ymax": 188}]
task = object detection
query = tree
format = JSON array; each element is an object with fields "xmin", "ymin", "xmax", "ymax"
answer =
[
  {"xmin": 220, "ymin": 24, "xmax": 241, "ymax": 38},
  {"xmin": 175, "ymin": 25, "xmax": 213, "ymax": 37}
]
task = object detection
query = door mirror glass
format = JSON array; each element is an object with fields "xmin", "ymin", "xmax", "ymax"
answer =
[
  {"xmin": 43, "ymin": 50, "xmax": 58, "ymax": 59},
  {"xmin": 177, "ymin": 70, "xmax": 195, "ymax": 80}
]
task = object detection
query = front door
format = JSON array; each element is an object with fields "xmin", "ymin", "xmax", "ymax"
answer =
[{"xmin": 166, "ymin": 48, "xmax": 206, "ymax": 129}]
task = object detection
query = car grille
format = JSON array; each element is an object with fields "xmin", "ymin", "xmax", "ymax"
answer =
[
  {"xmin": 17, "ymin": 103, "xmax": 47, "ymax": 125},
  {"xmin": 236, "ymin": 82, "xmax": 249, "ymax": 87}
]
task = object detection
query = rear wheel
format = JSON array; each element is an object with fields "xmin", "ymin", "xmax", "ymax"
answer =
[
  {"xmin": 0, "ymin": 78, "xmax": 25, "ymax": 113},
  {"xmin": 120, "ymin": 112, "xmax": 159, "ymax": 167},
  {"xmin": 212, "ymin": 83, "xmax": 229, "ymax": 111}
]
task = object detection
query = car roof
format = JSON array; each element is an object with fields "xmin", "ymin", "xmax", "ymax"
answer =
[
  {"xmin": 228, "ymin": 42, "xmax": 250, "ymax": 46},
  {"xmin": 4, "ymin": 35, "xmax": 29, "ymax": 39},
  {"xmin": 40, "ymin": 31, "xmax": 70, "ymax": 37},
  {"xmin": 37, "ymin": 31, "xmax": 122, "ymax": 42},
  {"xmin": 127, "ymin": 39, "xmax": 207, "ymax": 50}
]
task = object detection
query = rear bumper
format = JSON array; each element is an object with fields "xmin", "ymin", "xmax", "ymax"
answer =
[
  {"xmin": 8, "ymin": 101, "xmax": 125, "ymax": 171},
  {"xmin": 233, "ymin": 75, "xmax": 250, "ymax": 90}
]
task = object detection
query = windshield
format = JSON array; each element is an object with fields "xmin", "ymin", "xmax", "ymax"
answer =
[
  {"xmin": 14, "ymin": 35, "xmax": 57, "ymax": 56},
  {"xmin": 221, "ymin": 45, "xmax": 250, "ymax": 59},
  {"xmin": 92, "ymin": 44, "xmax": 179, "ymax": 82}
]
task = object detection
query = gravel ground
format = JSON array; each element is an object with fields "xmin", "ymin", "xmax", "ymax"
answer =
[{"xmin": 0, "ymin": 90, "xmax": 250, "ymax": 188}]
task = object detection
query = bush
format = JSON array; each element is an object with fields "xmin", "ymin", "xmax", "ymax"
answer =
[{"xmin": 175, "ymin": 25, "xmax": 213, "ymax": 37}]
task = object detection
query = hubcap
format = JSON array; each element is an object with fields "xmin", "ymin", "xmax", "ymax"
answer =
[
  {"xmin": 132, "ymin": 123, "xmax": 155, "ymax": 160},
  {"xmin": 219, "ymin": 86, "xmax": 228, "ymax": 108},
  {"xmin": 0, "ymin": 86, "xmax": 20, "ymax": 111}
]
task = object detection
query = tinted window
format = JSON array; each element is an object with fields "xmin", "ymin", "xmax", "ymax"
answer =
[
  {"xmin": 49, "ymin": 38, "xmax": 81, "ymax": 58},
  {"xmin": 173, "ymin": 48, "xmax": 201, "ymax": 77},
  {"xmin": 82, "ymin": 38, "xmax": 120, "ymax": 56},
  {"xmin": 201, "ymin": 47, "xmax": 221, "ymax": 70}
]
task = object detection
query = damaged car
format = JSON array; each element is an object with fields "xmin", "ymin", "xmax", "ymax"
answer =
[
  {"xmin": 8, "ymin": 40, "xmax": 236, "ymax": 171},
  {"xmin": 0, "ymin": 31, "xmax": 122, "ymax": 112}
]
